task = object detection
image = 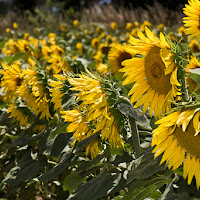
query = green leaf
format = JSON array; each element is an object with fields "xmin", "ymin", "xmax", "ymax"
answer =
[
  {"xmin": 63, "ymin": 171, "xmax": 85, "ymax": 193},
  {"xmin": 3, "ymin": 53, "xmax": 25, "ymax": 64},
  {"xmin": 127, "ymin": 148, "xmax": 165, "ymax": 185},
  {"xmin": 0, "ymin": 40, "xmax": 7, "ymax": 50},
  {"xmin": 122, "ymin": 177, "xmax": 168, "ymax": 200},
  {"xmin": 68, "ymin": 169, "xmax": 126, "ymax": 200}
]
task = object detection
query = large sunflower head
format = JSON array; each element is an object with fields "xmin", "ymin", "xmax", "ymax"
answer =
[
  {"xmin": 152, "ymin": 107, "xmax": 200, "ymax": 188},
  {"xmin": 120, "ymin": 27, "xmax": 181, "ymax": 118},
  {"xmin": 108, "ymin": 43, "xmax": 133, "ymax": 75},
  {"xmin": 183, "ymin": 0, "xmax": 200, "ymax": 39}
]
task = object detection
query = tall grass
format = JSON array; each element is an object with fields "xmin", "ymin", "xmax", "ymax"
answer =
[{"xmin": 0, "ymin": 2, "xmax": 184, "ymax": 36}]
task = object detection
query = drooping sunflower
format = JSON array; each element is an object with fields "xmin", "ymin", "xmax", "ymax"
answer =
[
  {"xmin": 152, "ymin": 108, "xmax": 200, "ymax": 188},
  {"xmin": 61, "ymin": 73, "xmax": 124, "ymax": 158},
  {"xmin": 183, "ymin": 0, "xmax": 200, "ymax": 39},
  {"xmin": 0, "ymin": 62, "xmax": 24, "ymax": 100},
  {"xmin": 61, "ymin": 110, "xmax": 100, "ymax": 159},
  {"xmin": 108, "ymin": 43, "xmax": 133, "ymax": 75},
  {"xmin": 120, "ymin": 27, "xmax": 181, "ymax": 118}
]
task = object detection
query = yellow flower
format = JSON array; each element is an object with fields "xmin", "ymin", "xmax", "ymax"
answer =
[
  {"xmin": 96, "ymin": 63, "xmax": 108, "ymax": 75},
  {"xmin": 68, "ymin": 73, "xmax": 124, "ymax": 149},
  {"xmin": 2, "ymin": 39, "xmax": 19, "ymax": 55},
  {"xmin": 134, "ymin": 21, "xmax": 140, "ymax": 27},
  {"xmin": 24, "ymin": 33, "xmax": 29, "ymax": 39},
  {"xmin": 5, "ymin": 28, "xmax": 11, "ymax": 35},
  {"xmin": 18, "ymin": 68, "xmax": 52, "ymax": 121},
  {"xmin": 108, "ymin": 43, "xmax": 133, "ymax": 75},
  {"xmin": 120, "ymin": 27, "xmax": 181, "ymax": 118},
  {"xmin": 141, "ymin": 21, "xmax": 152, "ymax": 31},
  {"xmin": 49, "ymin": 75, "xmax": 67, "ymax": 110},
  {"xmin": 185, "ymin": 57, "xmax": 200, "ymax": 93},
  {"xmin": 0, "ymin": 62, "xmax": 24, "ymax": 99},
  {"xmin": 73, "ymin": 20, "xmax": 79, "ymax": 28},
  {"xmin": 189, "ymin": 39, "xmax": 200, "ymax": 52},
  {"xmin": 47, "ymin": 54, "xmax": 72, "ymax": 74},
  {"xmin": 60, "ymin": 24, "xmax": 68, "ymax": 31},
  {"xmin": 111, "ymin": 22, "xmax": 117, "ymax": 30},
  {"xmin": 152, "ymin": 108, "xmax": 200, "ymax": 189},
  {"xmin": 178, "ymin": 26, "xmax": 185, "ymax": 35},
  {"xmin": 183, "ymin": 0, "xmax": 200, "ymax": 39},
  {"xmin": 13, "ymin": 22, "xmax": 18, "ymax": 29},
  {"xmin": 91, "ymin": 38, "xmax": 100, "ymax": 50},
  {"xmin": 61, "ymin": 110, "xmax": 100, "ymax": 159},
  {"xmin": 76, "ymin": 42, "xmax": 83, "ymax": 52},
  {"xmin": 126, "ymin": 22, "xmax": 133, "ymax": 30},
  {"xmin": 7, "ymin": 103, "xmax": 30, "ymax": 127},
  {"xmin": 157, "ymin": 24, "xmax": 164, "ymax": 31}
]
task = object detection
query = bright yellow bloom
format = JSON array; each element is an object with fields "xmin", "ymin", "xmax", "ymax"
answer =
[
  {"xmin": 91, "ymin": 38, "xmax": 100, "ymax": 50},
  {"xmin": 189, "ymin": 39, "xmax": 200, "ymax": 52},
  {"xmin": 111, "ymin": 22, "xmax": 117, "ymax": 30},
  {"xmin": 126, "ymin": 22, "xmax": 133, "ymax": 30},
  {"xmin": 185, "ymin": 56, "xmax": 200, "ymax": 93},
  {"xmin": 76, "ymin": 42, "xmax": 83, "ymax": 52},
  {"xmin": 47, "ymin": 54, "xmax": 72, "ymax": 74},
  {"xmin": 152, "ymin": 108, "xmax": 200, "ymax": 189},
  {"xmin": 120, "ymin": 27, "xmax": 181, "ymax": 118},
  {"xmin": 178, "ymin": 26, "xmax": 185, "ymax": 35},
  {"xmin": 108, "ymin": 43, "xmax": 133, "ymax": 75},
  {"xmin": 73, "ymin": 20, "xmax": 79, "ymax": 28},
  {"xmin": 2, "ymin": 39, "xmax": 19, "ymax": 55},
  {"xmin": 96, "ymin": 63, "xmax": 108, "ymax": 75},
  {"xmin": 7, "ymin": 103, "xmax": 29, "ymax": 127},
  {"xmin": 13, "ymin": 22, "xmax": 18, "ymax": 29},
  {"xmin": 49, "ymin": 75, "xmax": 67, "ymax": 110},
  {"xmin": 1, "ymin": 62, "xmax": 24, "ymax": 99},
  {"xmin": 61, "ymin": 110, "xmax": 100, "ymax": 159},
  {"xmin": 183, "ymin": 0, "xmax": 200, "ymax": 39},
  {"xmin": 157, "ymin": 24, "xmax": 164, "ymax": 31},
  {"xmin": 68, "ymin": 73, "xmax": 124, "ymax": 149}
]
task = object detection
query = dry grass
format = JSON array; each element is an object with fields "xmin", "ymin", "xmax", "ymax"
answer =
[
  {"xmin": 78, "ymin": 2, "xmax": 184, "ymax": 27},
  {"xmin": 0, "ymin": 2, "xmax": 184, "ymax": 36}
]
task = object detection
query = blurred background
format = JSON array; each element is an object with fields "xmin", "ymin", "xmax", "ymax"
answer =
[{"xmin": 0, "ymin": 0, "xmax": 188, "ymax": 34}]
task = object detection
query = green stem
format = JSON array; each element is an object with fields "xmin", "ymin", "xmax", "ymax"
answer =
[
  {"xmin": 179, "ymin": 66, "xmax": 189, "ymax": 102},
  {"xmin": 128, "ymin": 116, "xmax": 141, "ymax": 157}
]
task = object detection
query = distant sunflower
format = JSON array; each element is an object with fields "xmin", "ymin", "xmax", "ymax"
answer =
[
  {"xmin": 108, "ymin": 43, "xmax": 133, "ymax": 75},
  {"xmin": 120, "ymin": 27, "xmax": 181, "ymax": 118},
  {"xmin": 152, "ymin": 108, "xmax": 200, "ymax": 188},
  {"xmin": 183, "ymin": 0, "xmax": 200, "ymax": 39},
  {"xmin": 186, "ymin": 57, "xmax": 200, "ymax": 93}
]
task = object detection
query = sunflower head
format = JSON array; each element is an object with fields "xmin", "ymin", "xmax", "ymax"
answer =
[
  {"xmin": 183, "ymin": 0, "xmax": 200, "ymax": 39},
  {"xmin": 108, "ymin": 43, "xmax": 133, "ymax": 75},
  {"xmin": 152, "ymin": 107, "xmax": 200, "ymax": 188},
  {"xmin": 120, "ymin": 27, "xmax": 181, "ymax": 118}
]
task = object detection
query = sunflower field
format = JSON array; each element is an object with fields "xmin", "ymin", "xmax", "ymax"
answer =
[{"xmin": 0, "ymin": 0, "xmax": 200, "ymax": 199}]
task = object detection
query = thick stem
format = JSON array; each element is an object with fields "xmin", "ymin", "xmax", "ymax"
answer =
[{"xmin": 179, "ymin": 66, "xmax": 189, "ymax": 102}]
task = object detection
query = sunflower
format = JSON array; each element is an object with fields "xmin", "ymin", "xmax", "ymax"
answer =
[
  {"xmin": 7, "ymin": 103, "xmax": 30, "ymax": 127},
  {"xmin": 185, "ymin": 56, "xmax": 200, "ymax": 93},
  {"xmin": 1, "ymin": 62, "xmax": 24, "ymax": 99},
  {"xmin": 108, "ymin": 43, "xmax": 133, "ymax": 75},
  {"xmin": 120, "ymin": 27, "xmax": 181, "ymax": 118},
  {"xmin": 183, "ymin": 0, "xmax": 200, "ymax": 39},
  {"xmin": 49, "ymin": 74, "xmax": 67, "ymax": 111},
  {"xmin": 152, "ymin": 108, "xmax": 200, "ymax": 188},
  {"xmin": 67, "ymin": 73, "xmax": 124, "ymax": 149},
  {"xmin": 61, "ymin": 110, "xmax": 100, "ymax": 159}
]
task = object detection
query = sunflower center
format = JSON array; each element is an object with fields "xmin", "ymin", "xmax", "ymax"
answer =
[
  {"xmin": 174, "ymin": 122, "xmax": 200, "ymax": 158},
  {"xmin": 144, "ymin": 46, "xmax": 171, "ymax": 95},
  {"xmin": 117, "ymin": 52, "xmax": 132, "ymax": 68},
  {"xmin": 16, "ymin": 77, "xmax": 23, "ymax": 86}
]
